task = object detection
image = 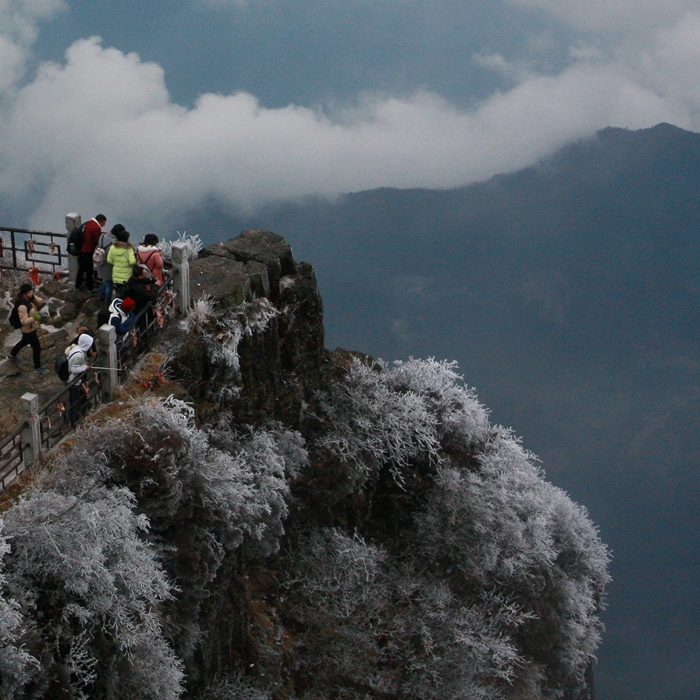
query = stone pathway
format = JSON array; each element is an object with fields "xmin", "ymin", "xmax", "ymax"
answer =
[{"xmin": 0, "ymin": 276, "xmax": 103, "ymax": 439}]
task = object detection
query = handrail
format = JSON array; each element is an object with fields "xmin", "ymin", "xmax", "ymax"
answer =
[
  {"xmin": 115, "ymin": 272, "xmax": 178, "ymax": 372},
  {"xmin": 38, "ymin": 366, "xmax": 106, "ymax": 451},
  {"xmin": 0, "ymin": 226, "xmax": 67, "ymax": 273},
  {"xmin": 0, "ymin": 422, "xmax": 28, "ymax": 492},
  {"xmin": 0, "ymin": 263, "xmax": 183, "ymax": 493}
]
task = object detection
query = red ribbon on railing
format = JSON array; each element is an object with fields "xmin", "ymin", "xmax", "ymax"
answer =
[{"xmin": 29, "ymin": 267, "xmax": 40, "ymax": 286}]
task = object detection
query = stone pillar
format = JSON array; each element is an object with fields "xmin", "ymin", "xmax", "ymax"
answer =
[
  {"xmin": 172, "ymin": 241, "xmax": 190, "ymax": 315},
  {"xmin": 98, "ymin": 323, "xmax": 118, "ymax": 399},
  {"xmin": 65, "ymin": 212, "xmax": 81, "ymax": 283},
  {"xmin": 20, "ymin": 392, "xmax": 41, "ymax": 467}
]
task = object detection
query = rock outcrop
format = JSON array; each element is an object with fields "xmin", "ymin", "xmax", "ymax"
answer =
[{"xmin": 172, "ymin": 229, "xmax": 328, "ymax": 427}]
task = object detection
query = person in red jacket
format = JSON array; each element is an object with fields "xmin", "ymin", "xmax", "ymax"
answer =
[{"xmin": 76, "ymin": 213, "xmax": 107, "ymax": 291}]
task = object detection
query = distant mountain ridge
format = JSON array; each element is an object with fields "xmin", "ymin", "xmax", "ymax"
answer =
[{"xmin": 183, "ymin": 122, "xmax": 700, "ymax": 700}]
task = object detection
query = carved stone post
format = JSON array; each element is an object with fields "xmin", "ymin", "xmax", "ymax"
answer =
[
  {"xmin": 98, "ymin": 323, "xmax": 118, "ymax": 400},
  {"xmin": 65, "ymin": 212, "xmax": 81, "ymax": 283},
  {"xmin": 20, "ymin": 392, "xmax": 41, "ymax": 468},
  {"xmin": 172, "ymin": 241, "xmax": 190, "ymax": 315}
]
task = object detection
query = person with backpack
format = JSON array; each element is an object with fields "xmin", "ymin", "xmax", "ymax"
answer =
[
  {"xmin": 7, "ymin": 283, "xmax": 49, "ymax": 375},
  {"xmin": 106, "ymin": 229, "xmax": 136, "ymax": 294},
  {"xmin": 76, "ymin": 214, "xmax": 107, "ymax": 291},
  {"xmin": 65, "ymin": 334, "xmax": 94, "ymax": 424},
  {"xmin": 66, "ymin": 333, "xmax": 94, "ymax": 383},
  {"xmin": 137, "ymin": 234, "xmax": 165, "ymax": 286},
  {"xmin": 96, "ymin": 223, "xmax": 125, "ymax": 304}
]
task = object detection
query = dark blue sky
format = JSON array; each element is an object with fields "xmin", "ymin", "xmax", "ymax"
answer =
[{"xmin": 1, "ymin": 0, "xmax": 699, "ymax": 229}]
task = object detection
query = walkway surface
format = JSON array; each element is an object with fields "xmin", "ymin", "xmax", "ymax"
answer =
[{"xmin": 0, "ymin": 274, "xmax": 100, "ymax": 438}]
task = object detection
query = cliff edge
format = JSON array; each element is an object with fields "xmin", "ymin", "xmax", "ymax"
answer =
[{"xmin": 0, "ymin": 230, "xmax": 608, "ymax": 700}]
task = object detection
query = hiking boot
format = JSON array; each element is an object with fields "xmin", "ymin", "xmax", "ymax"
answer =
[
  {"xmin": 35, "ymin": 366, "xmax": 50, "ymax": 376},
  {"xmin": 6, "ymin": 354, "xmax": 18, "ymax": 362}
]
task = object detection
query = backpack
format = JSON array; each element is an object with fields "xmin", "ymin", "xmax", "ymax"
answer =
[
  {"xmin": 55, "ymin": 354, "xmax": 70, "ymax": 381},
  {"xmin": 56, "ymin": 345, "xmax": 83, "ymax": 382},
  {"xmin": 92, "ymin": 246, "xmax": 106, "ymax": 266},
  {"xmin": 8, "ymin": 301, "xmax": 28, "ymax": 329},
  {"xmin": 67, "ymin": 223, "xmax": 87, "ymax": 256}
]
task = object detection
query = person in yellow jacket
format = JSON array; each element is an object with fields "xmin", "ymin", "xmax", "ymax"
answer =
[
  {"xmin": 106, "ymin": 229, "xmax": 136, "ymax": 290},
  {"xmin": 7, "ymin": 283, "xmax": 49, "ymax": 375}
]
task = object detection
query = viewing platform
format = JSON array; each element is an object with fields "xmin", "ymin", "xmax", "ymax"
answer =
[{"xmin": 0, "ymin": 216, "xmax": 191, "ymax": 493}]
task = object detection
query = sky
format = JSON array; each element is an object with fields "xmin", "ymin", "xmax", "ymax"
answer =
[{"xmin": 1, "ymin": 0, "xmax": 700, "ymax": 231}]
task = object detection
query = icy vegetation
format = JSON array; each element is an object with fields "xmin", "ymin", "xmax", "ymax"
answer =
[{"xmin": 0, "ymin": 359, "xmax": 609, "ymax": 699}]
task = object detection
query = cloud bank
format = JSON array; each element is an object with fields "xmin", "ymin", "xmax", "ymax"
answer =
[{"xmin": 1, "ymin": 0, "xmax": 700, "ymax": 230}]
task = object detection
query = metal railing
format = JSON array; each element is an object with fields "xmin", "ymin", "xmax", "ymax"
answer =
[
  {"xmin": 115, "ymin": 272, "xmax": 179, "ymax": 376},
  {"xmin": 0, "ymin": 226, "xmax": 67, "ymax": 273},
  {"xmin": 0, "ymin": 423, "xmax": 27, "ymax": 492},
  {"xmin": 38, "ymin": 367, "xmax": 106, "ymax": 452},
  {"xmin": 0, "ymin": 242, "xmax": 190, "ymax": 494}
]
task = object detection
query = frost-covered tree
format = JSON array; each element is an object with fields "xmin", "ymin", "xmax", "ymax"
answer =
[
  {"xmin": 2, "ymin": 483, "xmax": 183, "ymax": 699},
  {"xmin": 41, "ymin": 397, "xmax": 306, "ymax": 660},
  {"xmin": 284, "ymin": 528, "xmax": 537, "ymax": 700},
  {"xmin": 289, "ymin": 357, "xmax": 609, "ymax": 699},
  {"xmin": 0, "ymin": 354, "xmax": 608, "ymax": 699},
  {"xmin": 0, "ymin": 525, "xmax": 39, "ymax": 699}
]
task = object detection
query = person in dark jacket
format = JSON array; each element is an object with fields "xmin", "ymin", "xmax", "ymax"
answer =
[
  {"xmin": 124, "ymin": 265, "xmax": 157, "ymax": 314},
  {"xmin": 76, "ymin": 214, "xmax": 107, "ymax": 291},
  {"xmin": 107, "ymin": 297, "xmax": 136, "ymax": 335}
]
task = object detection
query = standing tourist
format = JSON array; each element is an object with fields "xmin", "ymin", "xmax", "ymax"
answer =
[
  {"xmin": 97, "ymin": 223, "xmax": 125, "ymax": 303},
  {"xmin": 106, "ymin": 229, "xmax": 136, "ymax": 294},
  {"xmin": 137, "ymin": 234, "xmax": 165, "ymax": 285},
  {"xmin": 76, "ymin": 214, "xmax": 107, "ymax": 291}
]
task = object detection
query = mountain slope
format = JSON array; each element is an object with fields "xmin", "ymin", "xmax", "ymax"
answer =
[{"xmin": 184, "ymin": 123, "xmax": 700, "ymax": 700}]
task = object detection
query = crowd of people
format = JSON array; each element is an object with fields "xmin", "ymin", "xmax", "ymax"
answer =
[{"xmin": 6, "ymin": 214, "xmax": 168, "ymax": 421}]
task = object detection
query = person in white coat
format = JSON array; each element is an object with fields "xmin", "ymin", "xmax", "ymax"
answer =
[{"xmin": 66, "ymin": 334, "xmax": 94, "ymax": 424}]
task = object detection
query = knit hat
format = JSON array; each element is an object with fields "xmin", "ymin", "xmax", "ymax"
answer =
[{"xmin": 121, "ymin": 297, "xmax": 136, "ymax": 312}]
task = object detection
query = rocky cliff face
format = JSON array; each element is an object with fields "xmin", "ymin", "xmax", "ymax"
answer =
[
  {"xmin": 171, "ymin": 229, "xmax": 329, "ymax": 427},
  {"xmin": 0, "ymin": 230, "xmax": 608, "ymax": 700},
  {"xmin": 163, "ymin": 231, "xmax": 607, "ymax": 699}
]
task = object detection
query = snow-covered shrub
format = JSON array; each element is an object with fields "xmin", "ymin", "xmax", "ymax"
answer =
[
  {"xmin": 185, "ymin": 297, "xmax": 279, "ymax": 373},
  {"xmin": 208, "ymin": 299, "xmax": 279, "ymax": 371},
  {"xmin": 0, "ymin": 525, "xmax": 40, "ymax": 699},
  {"xmin": 159, "ymin": 230, "xmax": 203, "ymax": 263},
  {"xmin": 285, "ymin": 529, "xmax": 535, "ymax": 700},
  {"xmin": 2, "ymin": 483, "xmax": 183, "ymax": 699},
  {"xmin": 184, "ymin": 293, "xmax": 216, "ymax": 334},
  {"xmin": 44, "ymin": 397, "xmax": 302, "ymax": 658},
  {"xmin": 386, "ymin": 358, "xmax": 490, "ymax": 452},
  {"xmin": 413, "ymin": 427, "xmax": 611, "ymax": 694},
  {"xmin": 193, "ymin": 674, "xmax": 271, "ymax": 700},
  {"xmin": 288, "ymin": 529, "xmax": 388, "ymax": 622},
  {"xmin": 316, "ymin": 358, "xmax": 440, "ymax": 482}
]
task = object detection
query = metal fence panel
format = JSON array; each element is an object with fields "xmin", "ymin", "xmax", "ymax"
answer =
[{"xmin": 0, "ymin": 424, "xmax": 27, "ymax": 492}]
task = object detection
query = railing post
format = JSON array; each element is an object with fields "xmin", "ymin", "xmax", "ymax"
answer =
[
  {"xmin": 65, "ymin": 213, "xmax": 81, "ymax": 283},
  {"xmin": 172, "ymin": 241, "xmax": 190, "ymax": 315},
  {"xmin": 20, "ymin": 392, "xmax": 41, "ymax": 468},
  {"xmin": 99, "ymin": 323, "xmax": 118, "ymax": 399}
]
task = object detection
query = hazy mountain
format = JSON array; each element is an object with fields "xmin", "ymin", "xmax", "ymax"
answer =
[{"xmin": 183, "ymin": 123, "xmax": 700, "ymax": 700}]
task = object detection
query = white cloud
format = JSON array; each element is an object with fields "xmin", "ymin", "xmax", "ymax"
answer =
[
  {"xmin": 0, "ymin": 0, "xmax": 65, "ymax": 93},
  {"xmin": 1, "ymin": 4, "xmax": 700, "ymax": 231}
]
